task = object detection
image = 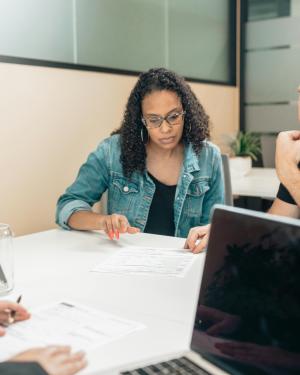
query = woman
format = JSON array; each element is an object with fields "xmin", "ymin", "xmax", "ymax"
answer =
[{"xmin": 56, "ymin": 68, "xmax": 224, "ymax": 248}]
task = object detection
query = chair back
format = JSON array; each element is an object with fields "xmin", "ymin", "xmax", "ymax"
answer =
[
  {"xmin": 221, "ymin": 154, "xmax": 234, "ymax": 206},
  {"xmin": 260, "ymin": 134, "xmax": 276, "ymax": 168}
]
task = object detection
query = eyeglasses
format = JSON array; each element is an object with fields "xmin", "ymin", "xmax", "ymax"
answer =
[{"xmin": 142, "ymin": 110, "xmax": 185, "ymax": 129}]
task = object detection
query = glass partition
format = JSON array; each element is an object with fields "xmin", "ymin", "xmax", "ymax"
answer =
[{"xmin": 0, "ymin": 0, "xmax": 236, "ymax": 85}]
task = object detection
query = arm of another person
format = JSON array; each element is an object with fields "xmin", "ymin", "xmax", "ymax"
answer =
[
  {"xmin": 268, "ymin": 131, "xmax": 300, "ymax": 218},
  {"xmin": 275, "ymin": 131, "xmax": 300, "ymax": 207},
  {"xmin": 0, "ymin": 361, "xmax": 48, "ymax": 375},
  {"xmin": 268, "ymin": 198, "xmax": 300, "ymax": 218},
  {"xmin": 185, "ymin": 146, "xmax": 224, "ymax": 253}
]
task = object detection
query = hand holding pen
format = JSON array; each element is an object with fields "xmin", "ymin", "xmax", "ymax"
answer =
[
  {"xmin": 0, "ymin": 296, "xmax": 30, "ymax": 335},
  {"xmin": 0, "ymin": 297, "xmax": 87, "ymax": 374},
  {"xmin": 7, "ymin": 295, "xmax": 23, "ymax": 324}
]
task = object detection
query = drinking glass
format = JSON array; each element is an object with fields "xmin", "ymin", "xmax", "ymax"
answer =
[{"xmin": 0, "ymin": 223, "xmax": 14, "ymax": 295}]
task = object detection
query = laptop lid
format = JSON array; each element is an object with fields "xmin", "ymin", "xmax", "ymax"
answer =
[{"xmin": 191, "ymin": 205, "xmax": 300, "ymax": 375}]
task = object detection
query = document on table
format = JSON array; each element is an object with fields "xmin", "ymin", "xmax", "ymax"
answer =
[
  {"xmin": 91, "ymin": 246, "xmax": 195, "ymax": 277},
  {"xmin": 0, "ymin": 301, "xmax": 145, "ymax": 361}
]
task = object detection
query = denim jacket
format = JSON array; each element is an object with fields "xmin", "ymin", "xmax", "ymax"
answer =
[{"xmin": 56, "ymin": 135, "xmax": 224, "ymax": 238}]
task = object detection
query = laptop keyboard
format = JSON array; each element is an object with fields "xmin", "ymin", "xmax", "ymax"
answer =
[{"xmin": 121, "ymin": 356, "xmax": 210, "ymax": 375}]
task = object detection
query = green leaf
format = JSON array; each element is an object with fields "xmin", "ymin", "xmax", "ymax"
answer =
[{"xmin": 229, "ymin": 131, "xmax": 261, "ymax": 161}]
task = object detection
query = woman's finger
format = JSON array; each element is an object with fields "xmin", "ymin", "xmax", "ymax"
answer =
[
  {"xmin": 127, "ymin": 226, "xmax": 140, "ymax": 234},
  {"xmin": 45, "ymin": 345, "xmax": 72, "ymax": 356},
  {"xmin": 184, "ymin": 229, "xmax": 200, "ymax": 251},
  {"xmin": 192, "ymin": 235, "xmax": 208, "ymax": 253},
  {"xmin": 0, "ymin": 301, "xmax": 28, "ymax": 314},
  {"xmin": 59, "ymin": 356, "xmax": 87, "ymax": 375},
  {"xmin": 184, "ymin": 225, "xmax": 210, "ymax": 251},
  {"xmin": 105, "ymin": 217, "xmax": 114, "ymax": 240},
  {"xmin": 62, "ymin": 351, "xmax": 86, "ymax": 364},
  {"xmin": 0, "ymin": 302, "xmax": 30, "ymax": 323},
  {"xmin": 118, "ymin": 216, "xmax": 130, "ymax": 234},
  {"xmin": 111, "ymin": 214, "xmax": 121, "ymax": 239}
]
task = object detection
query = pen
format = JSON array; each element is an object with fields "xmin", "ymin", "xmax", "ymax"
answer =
[{"xmin": 7, "ymin": 295, "xmax": 22, "ymax": 324}]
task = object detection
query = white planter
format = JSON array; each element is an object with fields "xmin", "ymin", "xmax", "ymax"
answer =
[{"xmin": 229, "ymin": 156, "xmax": 252, "ymax": 177}]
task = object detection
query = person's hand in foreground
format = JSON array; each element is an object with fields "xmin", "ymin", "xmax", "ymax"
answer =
[
  {"xmin": 184, "ymin": 224, "xmax": 210, "ymax": 253},
  {"xmin": 10, "ymin": 346, "xmax": 87, "ymax": 375},
  {"xmin": 99, "ymin": 214, "xmax": 140, "ymax": 240},
  {"xmin": 0, "ymin": 300, "xmax": 30, "ymax": 336}
]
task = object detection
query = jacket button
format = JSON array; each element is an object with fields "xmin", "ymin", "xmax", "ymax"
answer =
[{"xmin": 123, "ymin": 186, "xmax": 129, "ymax": 192}]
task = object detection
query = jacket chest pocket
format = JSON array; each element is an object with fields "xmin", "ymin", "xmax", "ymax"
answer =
[
  {"xmin": 185, "ymin": 179, "xmax": 210, "ymax": 216},
  {"xmin": 109, "ymin": 177, "xmax": 139, "ymax": 215}
]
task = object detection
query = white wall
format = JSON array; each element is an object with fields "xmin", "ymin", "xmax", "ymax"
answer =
[{"xmin": 292, "ymin": 0, "xmax": 300, "ymax": 16}]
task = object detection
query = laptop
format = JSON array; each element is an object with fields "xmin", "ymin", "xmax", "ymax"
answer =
[{"xmin": 121, "ymin": 205, "xmax": 300, "ymax": 375}]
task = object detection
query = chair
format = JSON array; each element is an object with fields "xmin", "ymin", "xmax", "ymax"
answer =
[
  {"xmin": 260, "ymin": 134, "xmax": 276, "ymax": 168},
  {"xmin": 221, "ymin": 154, "xmax": 234, "ymax": 206}
]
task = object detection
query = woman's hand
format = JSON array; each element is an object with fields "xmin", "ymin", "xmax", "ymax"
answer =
[
  {"xmin": 184, "ymin": 224, "xmax": 210, "ymax": 253},
  {"xmin": 0, "ymin": 300, "xmax": 30, "ymax": 336},
  {"xmin": 68, "ymin": 211, "xmax": 140, "ymax": 239},
  {"xmin": 10, "ymin": 346, "xmax": 87, "ymax": 375},
  {"xmin": 99, "ymin": 214, "xmax": 140, "ymax": 240}
]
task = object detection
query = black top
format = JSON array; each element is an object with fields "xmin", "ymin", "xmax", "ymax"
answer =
[
  {"xmin": 144, "ymin": 173, "xmax": 176, "ymax": 236},
  {"xmin": 0, "ymin": 362, "xmax": 47, "ymax": 375},
  {"xmin": 277, "ymin": 183, "xmax": 296, "ymax": 205}
]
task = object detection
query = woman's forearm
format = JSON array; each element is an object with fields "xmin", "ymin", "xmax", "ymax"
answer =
[{"xmin": 68, "ymin": 211, "xmax": 105, "ymax": 231}]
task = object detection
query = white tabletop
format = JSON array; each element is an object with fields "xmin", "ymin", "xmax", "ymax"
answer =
[
  {"xmin": 9, "ymin": 229, "xmax": 206, "ymax": 375},
  {"xmin": 231, "ymin": 167, "xmax": 280, "ymax": 199}
]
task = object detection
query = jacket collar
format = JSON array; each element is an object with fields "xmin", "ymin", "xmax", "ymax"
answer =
[{"xmin": 183, "ymin": 142, "xmax": 203, "ymax": 173}]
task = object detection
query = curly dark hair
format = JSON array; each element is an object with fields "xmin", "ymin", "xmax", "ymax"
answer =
[{"xmin": 112, "ymin": 68, "xmax": 210, "ymax": 178}]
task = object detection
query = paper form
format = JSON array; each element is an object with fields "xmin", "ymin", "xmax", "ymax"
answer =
[
  {"xmin": 0, "ymin": 301, "xmax": 145, "ymax": 361},
  {"xmin": 91, "ymin": 246, "xmax": 196, "ymax": 277}
]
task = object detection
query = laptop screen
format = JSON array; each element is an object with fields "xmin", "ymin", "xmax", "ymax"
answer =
[{"xmin": 191, "ymin": 206, "xmax": 300, "ymax": 375}]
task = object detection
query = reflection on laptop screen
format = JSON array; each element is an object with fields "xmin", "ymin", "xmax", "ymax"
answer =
[{"xmin": 191, "ymin": 206, "xmax": 300, "ymax": 375}]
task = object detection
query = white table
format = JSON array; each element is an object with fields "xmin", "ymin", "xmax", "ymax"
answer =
[
  {"xmin": 231, "ymin": 168, "xmax": 279, "ymax": 199},
  {"xmin": 9, "ymin": 229, "xmax": 208, "ymax": 375}
]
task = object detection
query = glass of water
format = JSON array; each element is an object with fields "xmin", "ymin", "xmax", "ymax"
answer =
[{"xmin": 0, "ymin": 224, "xmax": 14, "ymax": 295}]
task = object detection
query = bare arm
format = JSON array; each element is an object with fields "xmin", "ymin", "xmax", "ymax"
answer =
[
  {"xmin": 68, "ymin": 211, "xmax": 104, "ymax": 231},
  {"xmin": 275, "ymin": 131, "xmax": 300, "ymax": 207},
  {"xmin": 281, "ymin": 178, "xmax": 300, "ymax": 207},
  {"xmin": 68, "ymin": 211, "xmax": 140, "ymax": 239},
  {"xmin": 268, "ymin": 198, "xmax": 300, "ymax": 219}
]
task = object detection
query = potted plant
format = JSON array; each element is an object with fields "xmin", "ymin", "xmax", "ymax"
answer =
[{"xmin": 229, "ymin": 131, "xmax": 261, "ymax": 177}]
